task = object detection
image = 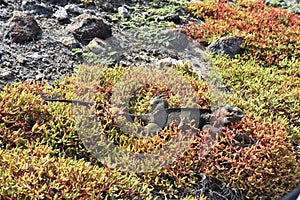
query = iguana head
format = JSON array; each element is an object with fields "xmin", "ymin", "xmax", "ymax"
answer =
[
  {"xmin": 212, "ymin": 105, "xmax": 245, "ymax": 126},
  {"xmin": 203, "ymin": 106, "xmax": 244, "ymax": 138}
]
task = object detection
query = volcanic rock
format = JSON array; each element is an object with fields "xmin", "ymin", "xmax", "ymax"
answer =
[
  {"xmin": 67, "ymin": 14, "xmax": 112, "ymax": 45},
  {"xmin": 207, "ymin": 36, "xmax": 244, "ymax": 58},
  {"xmin": 8, "ymin": 11, "xmax": 42, "ymax": 43}
]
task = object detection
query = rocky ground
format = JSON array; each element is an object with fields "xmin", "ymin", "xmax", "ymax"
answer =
[
  {"xmin": 0, "ymin": 0, "xmax": 248, "ymax": 90},
  {"xmin": 1, "ymin": 0, "xmax": 298, "ymax": 89},
  {"xmin": 0, "ymin": 1, "xmax": 167, "ymax": 88},
  {"xmin": 1, "ymin": 0, "xmax": 79, "ymax": 89}
]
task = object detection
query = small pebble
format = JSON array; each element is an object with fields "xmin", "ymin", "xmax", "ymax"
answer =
[{"xmin": 54, "ymin": 7, "xmax": 69, "ymax": 21}]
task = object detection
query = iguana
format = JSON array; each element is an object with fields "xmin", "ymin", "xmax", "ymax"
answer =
[
  {"xmin": 121, "ymin": 96, "xmax": 244, "ymax": 137},
  {"xmin": 44, "ymin": 95, "xmax": 245, "ymax": 138}
]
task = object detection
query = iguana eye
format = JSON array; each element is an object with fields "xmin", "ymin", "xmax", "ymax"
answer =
[{"xmin": 227, "ymin": 107, "xmax": 234, "ymax": 112}]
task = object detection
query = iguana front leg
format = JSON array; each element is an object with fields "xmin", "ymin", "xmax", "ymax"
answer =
[{"xmin": 140, "ymin": 123, "xmax": 162, "ymax": 137}]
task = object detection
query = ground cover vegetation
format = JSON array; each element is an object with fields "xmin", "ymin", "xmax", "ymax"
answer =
[
  {"xmin": 264, "ymin": 0, "xmax": 300, "ymax": 14},
  {"xmin": 0, "ymin": 0, "xmax": 299, "ymax": 199}
]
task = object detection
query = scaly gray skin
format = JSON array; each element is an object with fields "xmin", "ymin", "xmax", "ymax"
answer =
[{"xmin": 44, "ymin": 96, "xmax": 245, "ymax": 138}]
